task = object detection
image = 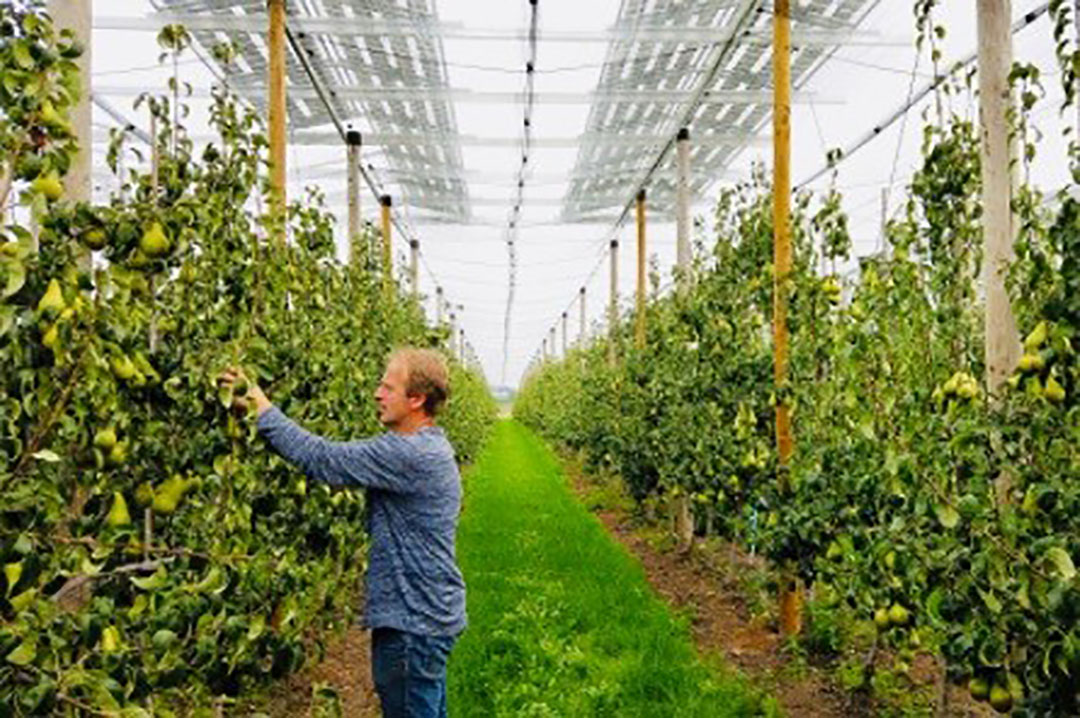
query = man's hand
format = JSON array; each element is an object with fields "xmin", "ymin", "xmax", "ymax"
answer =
[{"xmin": 217, "ymin": 367, "xmax": 272, "ymax": 416}]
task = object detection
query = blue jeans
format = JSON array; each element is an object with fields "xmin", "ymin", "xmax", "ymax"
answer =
[{"xmin": 371, "ymin": 627, "xmax": 455, "ymax": 718}]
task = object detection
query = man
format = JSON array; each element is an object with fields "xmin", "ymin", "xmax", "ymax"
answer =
[{"xmin": 218, "ymin": 348, "xmax": 466, "ymax": 718}]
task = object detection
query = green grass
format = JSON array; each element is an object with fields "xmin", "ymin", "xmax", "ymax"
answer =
[{"xmin": 448, "ymin": 421, "xmax": 771, "ymax": 717}]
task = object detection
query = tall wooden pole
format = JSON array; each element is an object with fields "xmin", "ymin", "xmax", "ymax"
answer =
[
  {"xmin": 48, "ymin": 0, "xmax": 92, "ymax": 268},
  {"xmin": 674, "ymin": 127, "xmax": 695, "ymax": 550},
  {"xmin": 268, "ymin": 0, "xmax": 287, "ymax": 247},
  {"xmin": 346, "ymin": 130, "xmax": 362, "ymax": 265},
  {"xmin": 978, "ymin": 0, "xmax": 1019, "ymax": 393},
  {"xmin": 579, "ymin": 286, "xmax": 587, "ymax": 345},
  {"xmin": 773, "ymin": 0, "xmax": 801, "ymax": 637},
  {"xmin": 550, "ymin": 326, "xmax": 557, "ymax": 361},
  {"xmin": 380, "ymin": 195, "xmax": 393, "ymax": 301},
  {"xmin": 459, "ymin": 328, "xmax": 466, "ymax": 364},
  {"xmin": 609, "ymin": 239, "xmax": 619, "ymax": 366},
  {"xmin": 635, "ymin": 189, "xmax": 647, "ymax": 350},
  {"xmin": 436, "ymin": 286, "xmax": 444, "ymax": 325},
  {"xmin": 449, "ymin": 312, "xmax": 457, "ymax": 357},
  {"xmin": 675, "ymin": 128, "xmax": 692, "ymax": 291},
  {"xmin": 561, "ymin": 312, "xmax": 568, "ymax": 356},
  {"xmin": 409, "ymin": 239, "xmax": 420, "ymax": 300}
]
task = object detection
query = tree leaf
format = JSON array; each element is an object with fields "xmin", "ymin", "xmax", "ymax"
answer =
[
  {"xmin": 31, "ymin": 449, "xmax": 61, "ymax": 462},
  {"xmin": 6, "ymin": 639, "xmax": 35, "ymax": 666}
]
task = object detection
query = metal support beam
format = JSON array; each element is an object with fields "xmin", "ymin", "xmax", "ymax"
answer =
[{"xmin": 95, "ymin": 15, "xmax": 897, "ymax": 45}]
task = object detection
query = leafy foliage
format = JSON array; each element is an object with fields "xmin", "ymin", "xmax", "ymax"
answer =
[
  {"xmin": 0, "ymin": 5, "xmax": 494, "ymax": 713},
  {"xmin": 518, "ymin": 59, "xmax": 1080, "ymax": 718}
]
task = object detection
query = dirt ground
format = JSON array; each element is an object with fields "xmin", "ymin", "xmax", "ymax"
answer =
[
  {"xmin": 565, "ymin": 463, "xmax": 994, "ymax": 718},
  {"xmin": 251, "ymin": 625, "xmax": 380, "ymax": 718}
]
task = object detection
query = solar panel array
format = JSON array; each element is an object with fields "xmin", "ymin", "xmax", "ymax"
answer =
[
  {"xmin": 149, "ymin": 0, "xmax": 469, "ymax": 222},
  {"xmin": 561, "ymin": 0, "xmax": 881, "ymax": 223}
]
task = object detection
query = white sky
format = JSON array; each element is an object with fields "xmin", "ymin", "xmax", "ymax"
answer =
[{"xmin": 85, "ymin": 1, "xmax": 1071, "ymax": 389}]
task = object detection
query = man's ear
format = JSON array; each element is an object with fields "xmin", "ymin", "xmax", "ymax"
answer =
[{"xmin": 406, "ymin": 393, "xmax": 427, "ymax": 413}]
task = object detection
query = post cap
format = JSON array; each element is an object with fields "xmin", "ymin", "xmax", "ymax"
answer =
[
  {"xmin": 410, "ymin": 239, "xmax": 419, "ymax": 249},
  {"xmin": 677, "ymin": 127, "xmax": 690, "ymax": 142},
  {"xmin": 346, "ymin": 130, "xmax": 362, "ymax": 146},
  {"xmin": 610, "ymin": 239, "xmax": 618, "ymax": 249},
  {"xmin": 380, "ymin": 195, "xmax": 392, "ymax": 207},
  {"xmin": 636, "ymin": 188, "xmax": 646, "ymax": 202}
]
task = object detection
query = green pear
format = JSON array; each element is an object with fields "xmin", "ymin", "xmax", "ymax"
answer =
[
  {"xmin": 139, "ymin": 222, "xmax": 171, "ymax": 257},
  {"xmin": 1044, "ymin": 376, "xmax": 1066, "ymax": 403},
  {"xmin": 989, "ymin": 683, "xmax": 1013, "ymax": 713},
  {"xmin": 106, "ymin": 441, "xmax": 128, "ymax": 467},
  {"xmin": 100, "ymin": 626, "xmax": 121, "ymax": 653},
  {"xmin": 30, "ymin": 170, "xmax": 63, "ymax": 201},
  {"xmin": 82, "ymin": 228, "xmax": 107, "ymax": 251},
  {"xmin": 37, "ymin": 279, "xmax": 65, "ymax": 315},
  {"xmin": 4, "ymin": 562, "xmax": 22, "ymax": 595},
  {"xmin": 39, "ymin": 100, "xmax": 68, "ymax": 131},
  {"xmin": 134, "ymin": 481, "xmax": 155, "ymax": 507},
  {"xmin": 1023, "ymin": 320, "xmax": 1048, "ymax": 353},
  {"xmin": 111, "ymin": 354, "xmax": 137, "ymax": 381},
  {"xmin": 152, "ymin": 476, "xmax": 188, "ymax": 515},
  {"xmin": 41, "ymin": 323, "xmax": 59, "ymax": 350},
  {"xmin": 106, "ymin": 491, "xmax": 132, "ymax": 527},
  {"xmin": 93, "ymin": 428, "xmax": 118, "ymax": 450}
]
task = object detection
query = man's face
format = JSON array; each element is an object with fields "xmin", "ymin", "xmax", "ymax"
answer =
[{"xmin": 374, "ymin": 359, "xmax": 424, "ymax": 427}]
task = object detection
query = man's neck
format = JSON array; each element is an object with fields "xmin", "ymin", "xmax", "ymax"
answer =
[{"xmin": 389, "ymin": 413, "xmax": 435, "ymax": 435}]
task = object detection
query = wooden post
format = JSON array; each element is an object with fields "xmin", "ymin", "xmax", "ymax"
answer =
[
  {"xmin": 409, "ymin": 239, "xmax": 420, "ymax": 300},
  {"xmin": 579, "ymin": 287, "xmax": 586, "ymax": 345},
  {"xmin": 459, "ymin": 328, "xmax": 466, "ymax": 364},
  {"xmin": 561, "ymin": 312, "xmax": 568, "ymax": 356},
  {"xmin": 436, "ymin": 286, "xmax": 444, "ymax": 325},
  {"xmin": 978, "ymin": 0, "xmax": 1020, "ymax": 394},
  {"xmin": 674, "ymin": 128, "xmax": 695, "ymax": 551},
  {"xmin": 268, "ymin": 0, "xmax": 287, "ymax": 247},
  {"xmin": 148, "ymin": 110, "xmax": 160, "ymax": 354},
  {"xmin": 346, "ymin": 130, "xmax": 362, "ymax": 265},
  {"xmin": 608, "ymin": 239, "xmax": 619, "ymax": 366},
  {"xmin": 635, "ymin": 189, "xmax": 647, "ymax": 350},
  {"xmin": 542, "ymin": 337, "xmax": 548, "ymax": 363},
  {"xmin": 380, "ymin": 195, "xmax": 393, "ymax": 300},
  {"xmin": 550, "ymin": 326, "xmax": 557, "ymax": 361},
  {"xmin": 449, "ymin": 312, "xmax": 457, "ymax": 357},
  {"xmin": 675, "ymin": 128, "xmax": 692, "ymax": 290},
  {"xmin": 773, "ymin": 0, "xmax": 801, "ymax": 637},
  {"xmin": 48, "ymin": 0, "xmax": 92, "ymax": 269}
]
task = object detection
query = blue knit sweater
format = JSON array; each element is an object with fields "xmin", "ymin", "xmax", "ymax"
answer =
[{"xmin": 256, "ymin": 406, "xmax": 467, "ymax": 637}]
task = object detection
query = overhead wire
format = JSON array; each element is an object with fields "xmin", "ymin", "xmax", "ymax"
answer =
[{"xmin": 500, "ymin": 0, "xmax": 540, "ymax": 386}]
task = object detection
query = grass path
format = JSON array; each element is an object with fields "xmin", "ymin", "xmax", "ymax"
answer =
[{"xmin": 448, "ymin": 421, "xmax": 771, "ymax": 717}]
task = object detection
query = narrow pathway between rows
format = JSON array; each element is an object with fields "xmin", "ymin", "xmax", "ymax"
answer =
[{"xmin": 447, "ymin": 420, "xmax": 767, "ymax": 717}]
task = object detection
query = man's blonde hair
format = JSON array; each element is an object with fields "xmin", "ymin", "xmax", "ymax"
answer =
[{"xmin": 389, "ymin": 348, "xmax": 450, "ymax": 416}]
